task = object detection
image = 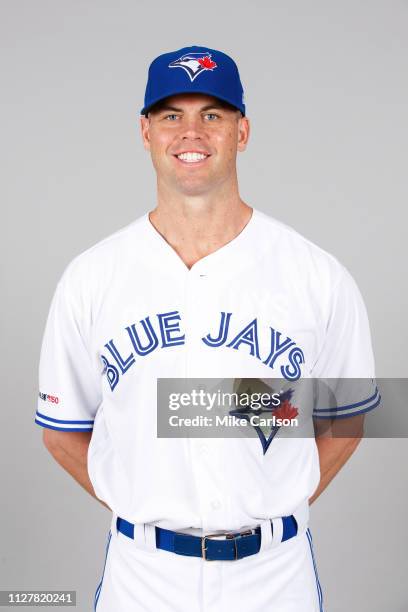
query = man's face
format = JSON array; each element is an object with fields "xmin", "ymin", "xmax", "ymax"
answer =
[{"xmin": 140, "ymin": 93, "xmax": 250, "ymax": 196}]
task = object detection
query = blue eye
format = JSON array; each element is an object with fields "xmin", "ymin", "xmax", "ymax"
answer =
[{"xmin": 163, "ymin": 112, "xmax": 219, "ymax": 121}]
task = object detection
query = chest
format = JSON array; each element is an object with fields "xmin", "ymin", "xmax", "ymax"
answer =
[{"xmin": 91, "ymin": 267, "xmax": 324, "ymax": 388}]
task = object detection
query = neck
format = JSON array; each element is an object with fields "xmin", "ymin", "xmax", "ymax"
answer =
[{"xmin": 148, "ymin": 182, "xmax": 253, "ymax": 270}]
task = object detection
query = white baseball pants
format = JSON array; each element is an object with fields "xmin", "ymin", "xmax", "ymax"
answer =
[{"xmin": 93, "ymin": 516, "xmax": 324, "ymax": 612}]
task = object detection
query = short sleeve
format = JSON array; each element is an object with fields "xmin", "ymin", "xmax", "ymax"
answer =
[
  {"xmin": 35, "ymin": 271, "xmax": 102, "ymax": 431},
  {"xmin": 311, "ymin": 265, "xmax": 381, "ymax": 419}
]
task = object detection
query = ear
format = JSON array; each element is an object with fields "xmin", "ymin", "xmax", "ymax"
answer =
[
  {"xmin": 237, "ymin": 116, "xmax": 250, "ymax": 153},
  {"xmin": 140, "ymin": 115, "xmax": 151, "ymax": 151}
]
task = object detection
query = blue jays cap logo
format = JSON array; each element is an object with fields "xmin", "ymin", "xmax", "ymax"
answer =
[{"xmin": 168, "ymin": 52, "xmax": 218, "ymax": 82}]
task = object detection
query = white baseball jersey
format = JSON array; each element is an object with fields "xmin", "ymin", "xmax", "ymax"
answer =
[{"xmin": 35, "ymin": 207, "xmax": 379, "ymax": 532}]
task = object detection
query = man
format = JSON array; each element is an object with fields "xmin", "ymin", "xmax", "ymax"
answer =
[{"xmin": 35, "ymin": 46, "xmax": 380, "ymax": 611}]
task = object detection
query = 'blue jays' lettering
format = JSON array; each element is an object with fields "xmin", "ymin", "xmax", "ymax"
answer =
[{"xmin": 101, "ymin": 310, "xmax": 305, "ymax": 391}]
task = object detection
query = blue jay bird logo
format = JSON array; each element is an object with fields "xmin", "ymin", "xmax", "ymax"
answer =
[
  {"xmin": 168, "ymin": 52, "xmax": 218, "ymax": 82},
  {"xmin": 230, "ymin": 379, "xmax": 299, "ymax": 455}
]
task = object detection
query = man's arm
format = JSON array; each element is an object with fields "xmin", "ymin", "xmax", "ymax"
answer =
[
  {"xmin": 309, "ymin": 414, "xmax": 364, "ymax": 505},
  {"xmin": 42, "ymin": 429, "xmax": 111, "ymax": 510}
]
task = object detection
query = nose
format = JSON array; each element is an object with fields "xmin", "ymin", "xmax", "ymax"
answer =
[{"xmin": 180, "ymin": 114, "xmax": 205, "ymax": 140}]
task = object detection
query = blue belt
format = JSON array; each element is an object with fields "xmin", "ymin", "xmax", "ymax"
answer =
[{"xmin": 116, "ymin": 515, "xmax": 298, "ymax": 561}]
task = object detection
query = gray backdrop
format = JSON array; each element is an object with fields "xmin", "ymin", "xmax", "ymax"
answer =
[{"xmin": 1, "ymin": 0, "xmax": 407, "ymax": 610}]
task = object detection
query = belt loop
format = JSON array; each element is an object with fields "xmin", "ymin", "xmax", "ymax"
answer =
[
  {"xmin": 132, "ymin": 523, "xmax": 146, "ymax": 544},
  {"xmin": 114, "ymin": 515, "xmax": 156, "ymax": 551},
  {"xmin": 270, "ymin": 517, "xmax": 283, "ymax": 549},
  {"xmin": 293, "ymin": 499, "xmax": 309, "ymax": 535},
  {"xmin": 260, "ymin": 519, "xmax": 273, "ymax": 551},
  {"xmin": 110, "ymin": 512, "xmax": 118, "ymax": 535},
  {"xmin": 143, "ymin": 523, "xmax": 157, "ymax": 550}
]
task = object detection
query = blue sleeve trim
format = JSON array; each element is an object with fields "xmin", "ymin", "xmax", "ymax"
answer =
[
  {"xmin": 35, "ymin": 419, "xmax": 93, "ymax": 432},
  {"xmin": 36, "ymin": 410, "xmax": 94, "ymax": 425},
  {"xmin": 313, "ymin": 387, "xmax": 379, "ymax": 414},
  {"xmin": 313, "ymin": 395, "xmax": 381, "ymax": 419}
]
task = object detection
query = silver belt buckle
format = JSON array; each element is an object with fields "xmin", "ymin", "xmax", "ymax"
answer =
[{"xmin": 201, "ymin": 529, "xmax": 254, "ymax": 561}]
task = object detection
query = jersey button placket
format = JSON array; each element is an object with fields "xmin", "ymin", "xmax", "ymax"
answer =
[
  {"xmin": 184, "ymin": 268, "xmax": 221, "ymax": 536},
  {"xmin": 183, "ymin": 269, "xmax": 206, "ymax": 536}
]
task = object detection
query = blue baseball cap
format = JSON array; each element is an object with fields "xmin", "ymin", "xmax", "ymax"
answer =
[{"xmin": 140, "ymin": 45, "xmax": 245, "ymax": 117}]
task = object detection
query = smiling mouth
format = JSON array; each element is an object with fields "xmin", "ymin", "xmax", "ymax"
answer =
[{"xmin": 174, "ymin": 152, "xmax": 211, "ymax": 164}]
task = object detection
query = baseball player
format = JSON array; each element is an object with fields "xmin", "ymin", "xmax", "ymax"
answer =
[{"xmin": 35, "ymin": 45, "xmax": 380, "ymax": 611}]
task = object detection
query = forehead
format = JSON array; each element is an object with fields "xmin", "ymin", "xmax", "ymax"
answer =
[{"xmin": 150, "ymin": 93, "xmax": 236, "ymax": 113}]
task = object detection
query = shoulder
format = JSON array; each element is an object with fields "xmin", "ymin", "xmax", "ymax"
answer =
[
  {"xmin": 55, "ymin": 213, "xmax": 148, "ymax": 298},
  {"xmin": 253, "ymin": 207, "xmax": 350, "ymax": 289},
  {"xmin": 252, "ymin": 208, "xmax": 363, "ymax": 326}
]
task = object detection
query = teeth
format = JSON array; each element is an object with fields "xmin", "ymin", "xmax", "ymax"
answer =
[{"xmin": 177, "ymin": 152, "xmax": 208, "ymax": 162}]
